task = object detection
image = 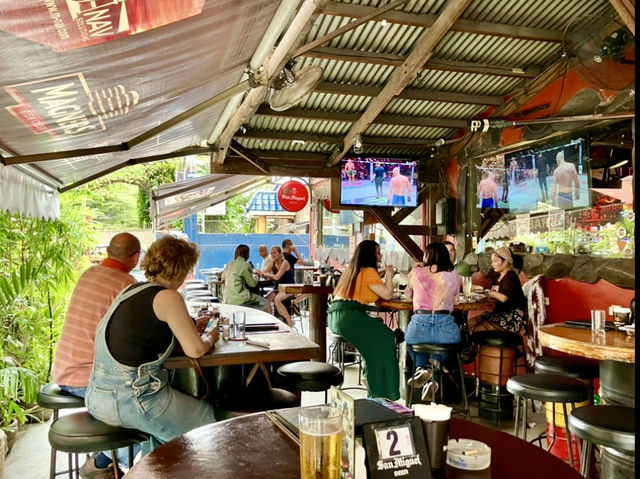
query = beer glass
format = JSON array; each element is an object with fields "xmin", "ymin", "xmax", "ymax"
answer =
[
  {"xmin": 462, "ymin": 276, "xmax": 473, "ymax": 299},
  {"xmin": 299, "ymin": 406, "xmax": 343, "ymax": 479}
]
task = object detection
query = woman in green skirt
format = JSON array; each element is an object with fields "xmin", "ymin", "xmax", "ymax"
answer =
[{"xmin": 328, "ymin": 240, "xmax": 400, "ymax": 400}]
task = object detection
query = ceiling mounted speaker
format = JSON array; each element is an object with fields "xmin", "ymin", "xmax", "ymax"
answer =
[{"xmin": 269, "ymin": 65, "xmax": 323, "ymax": 111}]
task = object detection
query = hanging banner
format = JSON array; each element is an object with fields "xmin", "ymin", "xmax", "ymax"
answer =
[{"xmin": 277, "ymin": 180, "xmax": 309, "ymax": 212}]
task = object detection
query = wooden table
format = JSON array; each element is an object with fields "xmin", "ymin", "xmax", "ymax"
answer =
[
  {"xmin": 278, "ymin": 283, "xmax": 333, "ymax": 362},
  {"xmin": 538, "ymin": 323, "xmax": 635, "ymax": 405},
  {"xmin": 164, "ymin": 304, "xmax": 320, "ymax": 369},
  {"xmin": 125, "ymin": 412, "xmax": 583, "ymax": 479}
]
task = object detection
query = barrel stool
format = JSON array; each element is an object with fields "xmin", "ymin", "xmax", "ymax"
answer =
[
  {"xmin": 568, "ymin": 405, "xmax": 635, "ymax": 479},
  {"xmin": 37, "ymin": 383, "xmax": 86, "ymax": 479},
  {"xmin": 506, "ymin": 373, "xmax": 590, "ymax": 469},
  {"xmin": 472, "ymin": 330, "xmax": 524, "ymax": 422},
  {"xmin": 48, "ymin": 411, "xmax": 148, "ymax": 479},
  {"xmin": 406, "ymin": 343, "xmax": 470, "ymax": 419},
  {"xmin": 277, "ymin": 361, "xmax": 343, "ymax": 402}
]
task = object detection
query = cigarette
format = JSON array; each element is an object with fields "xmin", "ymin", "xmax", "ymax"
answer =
[
  {"xmin": 247, "ymin": 339, "xmax": 270, "ymax": 349},
  {"xmin": 463, "ymin": 449, "xmax": 478, "ymax": 456}
]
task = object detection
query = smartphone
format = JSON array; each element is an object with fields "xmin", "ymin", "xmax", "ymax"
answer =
[{"xmin": 204, "ymin": 318, "xmax": 217, "ymax": 334}]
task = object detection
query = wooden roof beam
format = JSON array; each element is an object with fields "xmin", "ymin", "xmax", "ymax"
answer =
[
  {"xmin": 367, "ymin": 207, "xmax": 423, "ymax": 261},
  {"xmin": 321, "ymin": 1, "xmax": 564, "ymax": 42},
  {"xmin": 609, "ymin": 0, "xmax": 635, "ymax": 35},
  {"xmin": 229, "ymin": 140, "xmax": 271, "ymax": 174},
  {"xmin": 314, "ymin": 81, "xmax": 503, "ymax": 106},
  {"xmin": 235, "ymin": 129, "xmax": 450, "ymax": 146},
  {"xmin": 307, "ymin": 47, "xmax": 539, "ymax": 78},
  {"xmin": 254, "ymin": 105, "xmax": 466, "ymax": 129},
  {"xmin": 212, "ymin": 156, "xmax": 339, "ymax": 178}
]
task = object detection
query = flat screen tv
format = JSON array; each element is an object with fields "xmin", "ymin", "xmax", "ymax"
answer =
[
  {"xmin": 339, "ymin": 156, "xmax": 418, "ymax": 207},
  {"xmin": 474, "ymin": 137, "xmax": 590, "ymax": 213}
]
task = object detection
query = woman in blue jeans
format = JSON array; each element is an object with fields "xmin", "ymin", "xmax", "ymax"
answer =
[
  {"xmin": 86, "ymin": 236, "xmax": 219, "ymax": 455},
  {"xmin": 404, "ymin": 242, "xmax": 461, "ymax": 401}
]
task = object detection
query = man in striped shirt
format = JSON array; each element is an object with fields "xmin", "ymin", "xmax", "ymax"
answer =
[{"xmin": 52, "ymin": 232, "xmax": 140, "ymax": 478}]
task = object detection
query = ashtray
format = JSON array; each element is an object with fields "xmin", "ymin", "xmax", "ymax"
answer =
[
  {"xmin": 446, "ymin": 438, "xmax": 491, "ymax": 470},
  {"xmin": 619, "ymin": 324, "xmax": 635, "ymax": 336}
]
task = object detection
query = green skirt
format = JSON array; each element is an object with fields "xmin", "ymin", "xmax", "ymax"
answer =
[{"xmin": 328, "ymin": 300, "xmax": 400, "ymax": 400}]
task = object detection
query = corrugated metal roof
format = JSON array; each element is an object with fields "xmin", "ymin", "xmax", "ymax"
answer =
[{"xmin": 246, "ymin": 190, "xmax": 286, "ymax": 212}]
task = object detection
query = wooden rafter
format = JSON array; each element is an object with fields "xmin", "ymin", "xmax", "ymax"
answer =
[
  {"xmin": 321, "ymin": 1, "xmax": 564, "ymax": 42},
  {"xmin": 327, "ymin": 0, "xmax": 474, "ymax": 168},
  {"xmin": 254, "ymin": 105, "xmax": 467, "ymax": 129},
  {"xmin": 229, "ymin": 140, "xmax": 271, "ymax": 174},
  {"xmin": 609, "ymin": 0, "xmax": 635, "ymax": 35},
  {"xmin": 306, "ymin": 47, "xmax": 539, "ymax": 78},
  {"xmin": 212, "ymin": 156, "xmax": 338, "ymax": 178},
  {"xmin": 366, "ymin": 207, "xmax": 423, "ymax": 261},
  {"xmin": 313, "ymin": 81, "xmax": 502, "ymax": 106}
]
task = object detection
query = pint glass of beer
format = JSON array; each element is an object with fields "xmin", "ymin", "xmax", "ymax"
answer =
[{"xmin": 299, "ymin": 406, "xmax": 343, "ymax": 479}]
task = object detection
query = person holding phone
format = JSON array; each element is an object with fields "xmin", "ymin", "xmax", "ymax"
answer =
[{"xmin": 85, "ymin": 236, "xmax": 218, "ymax": 455}]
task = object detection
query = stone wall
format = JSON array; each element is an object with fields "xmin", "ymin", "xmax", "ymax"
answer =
[{"xmin": 461, "ymin": 252, "xmax": 634, "ymax": 289}]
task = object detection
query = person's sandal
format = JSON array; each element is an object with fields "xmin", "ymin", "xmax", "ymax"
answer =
[{"xmin": 421, "ymin": 380, "xmax": 439, "ymax": 403}]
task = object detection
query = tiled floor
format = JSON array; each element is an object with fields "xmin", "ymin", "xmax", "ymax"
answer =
[{"xmin": 3, "ymin": 313, "xmax": 550, "ymax": 478}]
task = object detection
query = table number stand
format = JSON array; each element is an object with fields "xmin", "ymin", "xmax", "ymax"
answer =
[{"xmin": 362, "ymin": 417, "xmax": 431, "ymax": 479}]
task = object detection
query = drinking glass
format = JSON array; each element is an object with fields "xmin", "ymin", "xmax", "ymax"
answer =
[
  {"xmin": 233, "ymin": 311, "xmax": 246, "ymax": 340},
  {"xmin": 299, "ymin": 406, "xmax": 343, "ymax": 479},
  {"xmin": 462, "ymin": 277, "xmax": 473, "ymax": 298},
  {"xmin": 590, "ymin": 310, "xmax": 606, "ymax": 336}
]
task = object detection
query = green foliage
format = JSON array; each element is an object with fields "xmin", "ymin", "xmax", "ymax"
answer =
[
  {"xmin": 203, "ymin": 193, "xmax": 255, "ymax": 233},
  {"xmin": 0, "ymin": 199, "xmax": 92, "ymax": 429}
]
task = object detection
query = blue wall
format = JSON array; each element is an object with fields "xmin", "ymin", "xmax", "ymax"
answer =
[{"xmin": 184, "ymin": 214, "xmax": 310, "ymax": 278}]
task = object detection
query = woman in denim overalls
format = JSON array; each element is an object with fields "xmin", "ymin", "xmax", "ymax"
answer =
[{"xmin": 86, "ymin": 236, "xmax": 218, "ymax": 454}]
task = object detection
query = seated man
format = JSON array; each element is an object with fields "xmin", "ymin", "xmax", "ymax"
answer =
[
  {"xmin": 52, "ymin": 232, "xmax": 142, "ymax": 478},
  {"xmin": 222, "ymin": 244, "xmax": 269, "ymax": 311}
]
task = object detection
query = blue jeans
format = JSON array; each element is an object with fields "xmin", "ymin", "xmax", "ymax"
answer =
[
  {"xmin": 405, "ymin": 313, "xmax": 461, "ymax": 368},
  {"xmin": 86, "ymin": 283, "xmax": 217, "ymax": 455},
  {"xmin": 59, "ymin": 386, "xmax": 141, "ymax": 467}
]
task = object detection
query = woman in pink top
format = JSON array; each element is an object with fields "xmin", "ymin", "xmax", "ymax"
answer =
[{"xmin": 404, "ymin": 242, "xmax": 461, "ymax": 399}]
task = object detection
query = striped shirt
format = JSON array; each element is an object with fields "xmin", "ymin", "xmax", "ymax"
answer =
[{"xmin": 52, "ymin": 262, "xmax": 136, "ymax": 387}]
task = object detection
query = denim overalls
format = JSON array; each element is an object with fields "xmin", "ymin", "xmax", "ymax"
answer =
[{"xmin": 85, "ymin": 282, "xmax": 217, "ymax": 454}]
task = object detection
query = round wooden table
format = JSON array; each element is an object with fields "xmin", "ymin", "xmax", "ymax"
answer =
[
  {"xmin": 538, "ymin": 323, "xmax": 635, "ymax": 405},
  {"xmin": 125, "ymin": 411, "xmax": 583, "ymax": 479}
]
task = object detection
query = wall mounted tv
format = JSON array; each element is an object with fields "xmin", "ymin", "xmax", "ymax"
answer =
[
  {"xmin": 339, "ymin": 156, "xmax": 418, "ymax": 207},
  {"xmin": 474, "ymin": 136, "xmax": 590, "ymax": 214}
]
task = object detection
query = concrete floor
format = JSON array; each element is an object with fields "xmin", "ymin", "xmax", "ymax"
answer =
[{"xmin": 3, "ymin": 312, "xmax": 550, "ymax": 478}]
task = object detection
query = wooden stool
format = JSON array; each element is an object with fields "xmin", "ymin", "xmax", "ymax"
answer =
[
  {"xmin": 277, "ymin": 361, "xmax": 343, "ymax": 402},
  {"xmin": 48, "ymin": 411, "xmax": 148, "ymax": 479},
  {"xmin": 568, "ymin": 405, "xmax": 635, "ymax": 479},
  {"xmin": 37, "ymin": 383, "xmax": 86, "ymax": 479},
  {"xmin": 407, "ymin": 343, "xmax": 470, "ymax": 419},
  {"xmin": 507, "ymin": 373, "xmax": 590, "ymax": 469}
]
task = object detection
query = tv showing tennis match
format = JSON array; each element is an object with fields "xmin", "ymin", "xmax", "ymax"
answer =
[{"xmin": 339, "ymin": 156, "xmax": 418, "ymax": 207}]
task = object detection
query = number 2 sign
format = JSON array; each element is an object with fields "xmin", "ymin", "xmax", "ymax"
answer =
[{"xmin": 362, "ymin": 417, "xmax": 431, "ymax": 479}]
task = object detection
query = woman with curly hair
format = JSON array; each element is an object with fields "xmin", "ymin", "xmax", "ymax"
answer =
[{"xmin": 85, "ymin": 235, "xmax": 218, "ymax": 454}]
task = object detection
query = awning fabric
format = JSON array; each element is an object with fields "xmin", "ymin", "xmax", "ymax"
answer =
[
  {"xmin": 152, "ymin": 173, "xmax": 268, "ymax": 229},
  {"xmin": 0, "ymin": 0, "xmax": 281, "ymax": 218},
  {"xmin": 0, "ymin": 164, "xmax": 59, "ymax": 220}
]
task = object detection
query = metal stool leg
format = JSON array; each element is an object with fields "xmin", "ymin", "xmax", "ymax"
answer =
[
  {"xmin": 563, "ymin": 402, "xmax": 574, "ymax": 468},
  {"xmin": 456, "ymin": 353, "xmax": 470, "ymax": 419},
  {"xmin": 547, "ymin": 402, "xmax": 557, "ymax": 453},
  {"xmin": 513, "ymin": 395, "xmax": 521, "ymax": 437}
]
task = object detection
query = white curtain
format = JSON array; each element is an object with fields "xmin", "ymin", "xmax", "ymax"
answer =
[{"xmin": 0, "ymin": 165, "xmax": 59, "ymax": 220}]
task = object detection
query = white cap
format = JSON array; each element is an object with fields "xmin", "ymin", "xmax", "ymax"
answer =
[{"xmin": 413, "ymin": 403, "xmax": 452, "ymax": 421}]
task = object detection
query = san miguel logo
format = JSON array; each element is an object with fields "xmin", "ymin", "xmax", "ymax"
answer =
[
  {"xmin": 0, "ymin": 0, "xmax": 204, "ymax": 52},
  {"xmin": 5, "ymin": 73, "xmax": 139, "ymax": 137}
]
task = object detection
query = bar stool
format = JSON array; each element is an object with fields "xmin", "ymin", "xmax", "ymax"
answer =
[
  {"xmin": 568, "ymin": 405, "xmax": 635, "ymax": 479},
  {"xmin": 328, "ymin": 333, "xmax": 363, "ymax": 386},
  {"xmin": 37, "ymin": 383, "xmax": 86, "ymax": 479},
  {"xmin": 214, "ymin": 387, "xmax": 299, "ymax": 421},
  {"xmin": 506, "ymin": 373, "xmax": 590, "ymax": 469},
  {"xmin": 277, "ymin": 361, "xmax": 343, "ymax": 402},
  {"xmin": 407, "ymin": 343, "xmax": 470, "ymax": 419},
  {"xmin": 472, "ymin": 330, "xmax": 523, "ymax": 422},
  {"xmin": 48, "ymin": 411, "xmax": 149, "ymax": 479}
]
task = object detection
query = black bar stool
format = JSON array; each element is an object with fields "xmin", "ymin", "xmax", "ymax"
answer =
[
  {"xmin": 568, "ymin": 405, "xmax": 635, "ymax": 478},
  {"xmin": 507, "ymin": 373, "xmax": 590, "ymax": 469},
  {"xmin": 328, "ymin": 332, "xmax": 363, "ymax": 386},
  {"xmin": 407, "ymin": 343, "xmax": 470, "ymax": 419},
  {"xmin": 213, "ymin": 387, "xmax": 299, "ymax": 421},
  {"xmin": 276, "ymin": 361, "xmax": 343, "ymax": 402},
  {"xmin": 37, "ymin": 383, "xmax": 86, "ymax": 479},
  {"xmin": 48, "ymin": 411, "xmax": 149, "ymax": 479}
]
